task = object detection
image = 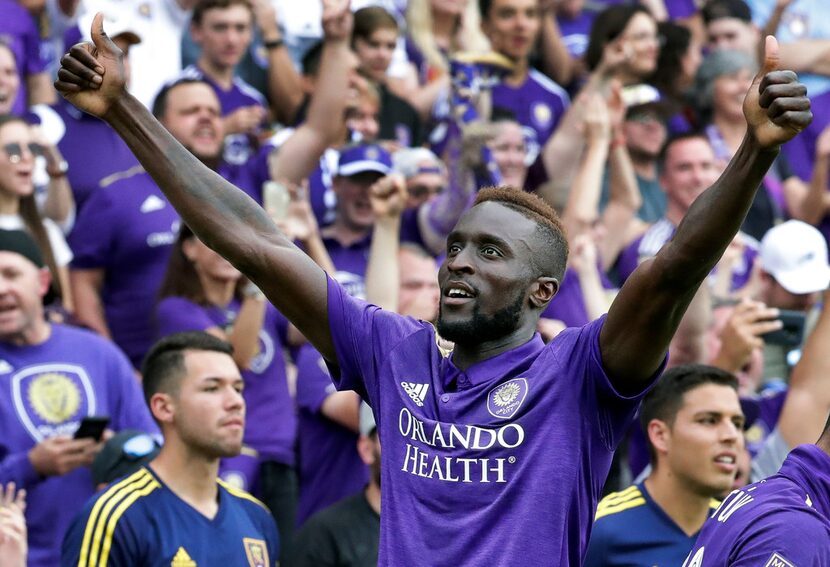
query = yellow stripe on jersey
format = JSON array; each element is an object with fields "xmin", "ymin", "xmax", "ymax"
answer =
[
  {"xmin": 86, "ymin": 471, "xmax": 157, "ymax": 566},
  {"xmin": 78, "ymin": 469, "xmax": 150, "ymax": 566},
  {"xmin": 596, "ymin": 486, "xmax": 642, "ymax": 508},
  {"xmin": 97, "ymin": 479, "xmax": 160, "ymax": 566},
  {"xmin": 217, "ymin": 478, "xmax": 270, "ymax": 511},
  {"xmin": 594, "ymin": 497, "xmax": 647, "ymax": 521}
]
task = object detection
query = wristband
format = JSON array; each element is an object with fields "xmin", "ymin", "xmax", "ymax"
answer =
[{"xmin": 264, "ymin": 38, "xmax": 284, "ymax": 50}]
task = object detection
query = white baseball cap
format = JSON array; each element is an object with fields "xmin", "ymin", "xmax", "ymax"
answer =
[{"xmin": 760, "ymin": 220, "xmax": 830, "ymax": 294}]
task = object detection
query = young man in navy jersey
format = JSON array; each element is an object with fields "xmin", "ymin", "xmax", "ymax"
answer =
[
  {"xmin": 62, "ymin": 332, "xmax": 279, "ymax": 565},
  {"xmin": 55, "ymin": 4, "xmax": 812, "ymax": 563},
  {"xmin": 684, "ymin": 417, "xmax": 830, "ymax": 564},
  {"xmin": 585, "ymin": 365, "xmax": 745, "ymax": 567}
]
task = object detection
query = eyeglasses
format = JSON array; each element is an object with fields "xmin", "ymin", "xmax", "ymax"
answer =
[
  {"xmin": 2, "ymin": 142, "xmax": 43, "ymax": 164},
  {"xmin": 408, "ymin": 184, "xmax": 446, "ymax": 200}
]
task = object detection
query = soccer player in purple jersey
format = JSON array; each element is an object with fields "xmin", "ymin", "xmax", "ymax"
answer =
[{"xmin": 55, "ymin": 3, "xmax": 812, "ymax": 562}]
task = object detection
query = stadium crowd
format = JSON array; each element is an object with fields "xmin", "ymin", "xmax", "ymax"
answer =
[{"xmin": 0, "ymin": 0, "xmax": 829, "ymax": 564}]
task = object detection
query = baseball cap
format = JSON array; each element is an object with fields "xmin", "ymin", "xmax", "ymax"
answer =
[
  {"xmin": 80, "ymin": 9, "xmax": 142, "ymax": 45},
  {"xmin": 336, "ymin": 144, "xmax": 392, "ymax": 178},
  {"xmin": 760, "ymin": 221, "xmax": 830, "ymax": 295},
  {"xmin": 0, "ymin": 229, "xmax": 44, "ymax": 268},
  {"xmin": 622, "ymin": 84, "xmax": 673, "ymax": 120},
  {"xmin": 702, "ymin": 0, "xmax": 752, "ymax": 24},
  {"xmin": 92, "ymin": 430, "xmax": 161, "ymax": 486},
  {"xmin": 359, "ymin": 402, "xmax": 376, "ymax": 437}
]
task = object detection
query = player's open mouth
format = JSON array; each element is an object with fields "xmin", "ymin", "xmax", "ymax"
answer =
[
  {"xmin": 714, "ymin": 453, "xmax": 737, "ymax": 472},
  {"xmin": 443, "ymin": 282, "xmax": 476, "ymax": 306}
]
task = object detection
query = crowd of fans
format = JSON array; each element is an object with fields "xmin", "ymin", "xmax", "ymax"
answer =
[{"xmin": 1, "ymin": 0, "xmax": 830, "ymax": 564}]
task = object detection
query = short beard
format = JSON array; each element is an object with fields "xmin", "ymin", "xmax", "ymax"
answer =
[{"xmin": 437, "ymin": 289, "xmax": 525, "ymax": 346}]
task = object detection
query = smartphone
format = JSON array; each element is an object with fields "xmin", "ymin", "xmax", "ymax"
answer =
[
  {"xmin": 263, "ymin": 181, "xmax": 291, "ymax": 222},
  {"xmin": 73, "ymin": 416, "xmax": 110, "ymax": 441},
  {"xmin": 761, "ymin": 309, "xmax": 806, "ymax": 347}
]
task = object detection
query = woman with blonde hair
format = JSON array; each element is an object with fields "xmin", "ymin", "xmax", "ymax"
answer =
[{"xmin": 390, "ymin": 0, "xmax": 489, "ymax": 117}]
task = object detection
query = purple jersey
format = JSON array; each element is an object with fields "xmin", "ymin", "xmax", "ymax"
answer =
[
  {"xmin": 0, "ymin": 0, "xmax": 48, "ymax": 115},
  {"xmin": 491, "ymin": 69, "xmax": 569, "ymax": 163},
  {"xmin": 685, "ymin": 445, "xmax": 830, "ymax": 566},
  {"xmin": 155, "ymin": 296, "xmax": 295, "ymax": 465},
  {"xmin": 0, "ymin": 324, "xmax": 157, "ymax": 567},
  {"xmin": 542, "ymin": 266, "xmax": 617, "ymax": 328},
  {"xmin": 68, "ymin": 169, "xmax": 180, "ymax": 367},
  {"xmin": 45, "ymin": 100, "xmax": 140, "ymax": 211},
  {"xmin": 616, "ymin": 218, "xmax": 758, "ymax": 291},
  {"xmin": 325, "ymin": 275, "xmax": 663, "ymax": 565},
  {"xmin": 295, "ymin": 344, "xmax": 367, "ymax": 525},
  {"xmin": 324, "ymin": 234, "xmax": 372, "ymax": 300},
  {"xmin": 558, "ymin": 10, "xmax": 594, "ymax": 59},
  {"xmin": 180, "ymin": 64, "xmax": 267, "ymax": 165}
]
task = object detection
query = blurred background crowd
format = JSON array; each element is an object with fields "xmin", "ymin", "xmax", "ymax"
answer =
[{"xmin": 2, "ymin": 0, "xmax": 830, "ymax": 564}]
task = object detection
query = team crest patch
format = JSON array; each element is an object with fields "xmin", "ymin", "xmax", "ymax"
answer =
[
  {"xmin": 12, "ymin": 364, "xmax": 96, "ymax": 441},
  {"xmin": 765, "ymin": 553, "xmax": 794, "ymax": 567},
  {"xmin": 243, "ymin": 538, "xmax": 269, "ymax": 567},
  {"xmin": 532, "ymin": 103, "xmax": 552, "ymax": 128},
  {"xmin": 487, "ymin": 378, "xmax": 528, "ymax": 419}
]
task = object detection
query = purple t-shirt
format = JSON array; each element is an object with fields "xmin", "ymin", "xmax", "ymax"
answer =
[
  {"xmin": 0, "ymin": 324, "xmax": 157, "ymax": 567},
  {"xmin": 324, "ymin": 234, "xmax": 372, "ymax": 300},
  {"xmin": 491, "ymin": 69, "xmax": 569, "ymax": 163},
  {"xmin": 295, "ymin": 344, "xmax": 367, "ymax": 526},
  {"xmin": 47, "ymin": 100, "xmax": 140, "ymax": 212},
  {"xmin": 155, "ymin": 296, "xmax": 295, "ymax": 465},
  {"xmin": 542, "ymin": 266, "xmax": 616, "ymax": 328},
  {"xmin": 68, "ymin": 170, "xmax": 180, "ymax": 368},
  {"xmin": 557, "ymin": 10, "xmax": 594, "ymax": 59},
  {"xmin": 0, "ymin": 0, "xmax": 48, "ymax": 115},
  {"xmin": 325, "ymin": 275, "xmax": 663, "ymax": 565},
  {"xmin": 179, "ymin": 64, "xmax": 267, "ymax": 165},
  {"xmin": 685, "ymin": 445, "xmax": 830, "ymax": 566},
  {"xmin": 616, "ymin": 218, "xmax": 758, "ymax": 291}
]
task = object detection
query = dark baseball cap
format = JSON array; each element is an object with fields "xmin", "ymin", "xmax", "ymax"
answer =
[
  {"xmin": 0, "ymin": 229, "xmax": 44, "ymax": 268},
  {"xmin": 702, "ymin": 0, "xmax": 753, "ymax": 24},
  {"xmin": 92, "ymin": 430, "xmax": 162, "ymax": 486}
]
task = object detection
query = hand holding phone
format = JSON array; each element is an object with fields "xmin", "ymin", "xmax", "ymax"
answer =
[{"xmin": 73, "ymin": 416, "xmax": 110, "ymax": 441}]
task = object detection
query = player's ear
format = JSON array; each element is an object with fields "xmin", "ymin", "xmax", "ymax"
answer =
[
  {"xmin": 529, "ymin": 277, "xmax": 558, "ymax": 308},
  {"xmin": 647, "ymin": 419, "xmax": 671, "ymax": 456},
  {"xmin": 149, "ymin": 392, "xmax": 175, "ymax": 424}
]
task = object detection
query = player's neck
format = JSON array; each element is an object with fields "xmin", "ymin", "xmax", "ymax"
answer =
[
  {"xmin": 201, "ymin": 275, "xmax": 236, "ymax": 307},
  {"xmin": 505, "ymin": 57, "xmax": 529, "ymax": 86},
  {"xmin": 198, "ymin": 57, "xmax": 235, "ymax": 90},
  {"xmin": 644, "ymin": 472, "xmax": 713, "ymax": 536},
  {"xmin": 0, "ymin": 191, "xmax": 20, "ymax": 215},
  {"xmin": 150, "ymin": 443, "xmax": 221, "ymax": 519},
  {"xmin": 450, "ymin": 323, "xmax": 536, "ymax": 370}
]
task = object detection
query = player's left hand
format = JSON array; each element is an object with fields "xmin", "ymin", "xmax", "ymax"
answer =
[{"xmin": 743, "ymin": 35, "xmax": 812, "ymax": 149}]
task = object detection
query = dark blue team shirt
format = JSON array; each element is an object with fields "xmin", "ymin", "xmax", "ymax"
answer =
[
  {"xmin": 62, "ymin": 466, "xmax": 279, "ymax": 566},
  {"xmin": 585, "ymin": 482, "xmax": 717, "ymax": 567}
]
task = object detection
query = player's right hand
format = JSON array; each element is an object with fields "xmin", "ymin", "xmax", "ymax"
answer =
[
  {"xmin": 55, "ymin": 13, "xmax": 127, "ymax": 119},
  {"xmin": 28, "ymin": 436, "xmax": 103, "ymax": 477}
]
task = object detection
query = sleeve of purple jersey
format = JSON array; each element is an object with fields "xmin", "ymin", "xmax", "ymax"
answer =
[
  {"xmin": 325, "ymin": 274, "xmax": 423, "ymax": 403},
  {"xmin": 575, "ymin": 316, "xmax": 664, "ymax": 450},
  {"xmin": 727, "ymin": 513, "xmax": 830, "ymax": 566},
  {"xmin": 68, "ymin": 188, "xmax": 117, "ymax": 269}
]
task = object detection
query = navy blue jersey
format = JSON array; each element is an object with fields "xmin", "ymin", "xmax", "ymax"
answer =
[
  {"xmin": 61, "ymin": 466, "xmax": 278, "ymax": 566},
  {"xmin": 585, "ymin": 482, "xmax": 717, "ymax": 567}
]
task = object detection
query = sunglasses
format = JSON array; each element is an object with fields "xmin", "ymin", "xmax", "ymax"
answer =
[
  {"xmin": 2, "ymin": 142, "xmax": 43, "ymax": 163},
  {"xmin": 408, "ymin": 184, "xmax": 446, "ymax": 199}
]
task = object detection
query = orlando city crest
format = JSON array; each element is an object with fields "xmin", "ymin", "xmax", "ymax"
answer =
[
  {"xmin": 243, "ymin": 538, "xmax": 269, "ymax": 567},
  {"xmin": 487, "ymin": 378, "xmax": 528, "ymax": 419}
]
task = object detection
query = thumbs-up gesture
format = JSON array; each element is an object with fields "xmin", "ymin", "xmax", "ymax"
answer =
[
  {"xmin": 743, "ymin": 36, "xmax": 812, "ymax": 149},
  {"xmin": 54, "ymin": 13, "xmax": 127, "ymax": 118}
]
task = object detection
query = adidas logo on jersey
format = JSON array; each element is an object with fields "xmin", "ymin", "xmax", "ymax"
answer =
[
  {"xmin": 140, "ymin": 195, "xmax": 165, "ymax": 213},
  {"xmin": 401, "ymin": 382, "xmax": 429, "ymax": 407}
]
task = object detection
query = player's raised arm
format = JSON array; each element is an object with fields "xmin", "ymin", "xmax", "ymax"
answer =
[
  {"xmin": 53, "ymin": 7, "xmax": 351, "ymax": 361},
  {"xmin": 600, "ymin": 36, "xmax": 812, "ymax": 395}
]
